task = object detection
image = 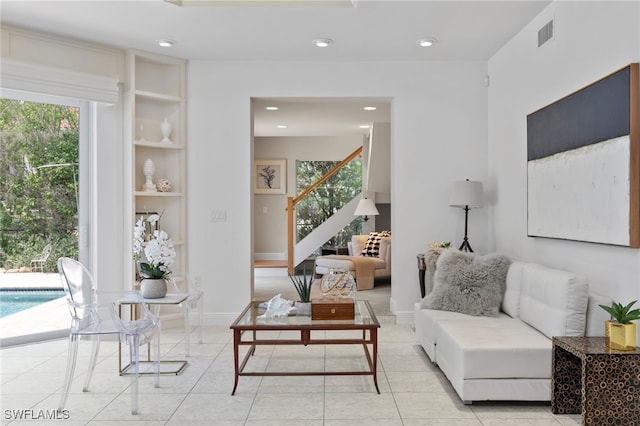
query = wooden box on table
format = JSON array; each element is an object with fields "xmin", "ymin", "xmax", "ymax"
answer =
[{"xmin": 311, "ymin": 298, "xmax": 355, "ymax": 320}]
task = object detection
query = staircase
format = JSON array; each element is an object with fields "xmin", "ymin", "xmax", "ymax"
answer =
[
  {"xmin": 292, "ymin": 194, "xmax": 361, "ymax": 266},
  {"xmin": 286, "ymin": 146, "xmax": 363, "ymax": 274}
]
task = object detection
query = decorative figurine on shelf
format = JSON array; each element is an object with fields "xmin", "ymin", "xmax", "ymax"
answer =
[
  {"xmin": 160, "ymin": 118, "xmax": 172, "ymax": 143},
  {"xmin": 137, "ymin": 122, "xmax": 145, "ymax": 142},
  {"xmin": 156, "ymin": 178, "xmax": 172, "ymax": 193},
  {"xmin": 142, "ymin": 158, "xmax": 157, "ymax": 192}
]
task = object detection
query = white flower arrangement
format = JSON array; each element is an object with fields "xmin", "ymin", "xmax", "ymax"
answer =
[
  {"xmin": 133, "ymin": 214, "xmax": 176, "ymax": 279},
  {"xmin": 429, "ymin": 241, "xmax": 452, "ymax": 249}
]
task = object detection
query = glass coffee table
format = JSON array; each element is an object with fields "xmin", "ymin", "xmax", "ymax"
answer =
[{"xmin": 229, "ymin": 299, "xmax": 380, "ymax": 395}]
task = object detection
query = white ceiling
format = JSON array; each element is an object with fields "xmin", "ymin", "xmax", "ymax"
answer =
[
  {"xmin": 1, "ymin": 0, "xmax": 550, "ymax": 137},
  {"xmin": 253, "ymin": 97, "xmax": 391, "ymax": 137}
]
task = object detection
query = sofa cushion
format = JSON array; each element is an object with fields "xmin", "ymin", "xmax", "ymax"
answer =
[
  {"xmin": 420, "ymin": 250, "xmax": 511, "ymax": 316},
  {"xmin": 519, "ymin": 263, "xmax": 589, "ymax": 339},
  {"xmin": 435, "ymin": 319, "xmax": 552, "ymax": 380},
  {"xmin": 414, "ymin": 304, "xmax": 509, "ymax": 362},
  {"xmin": 360, "ymin": 231, "xmax": 391, "ymax": 257},
  {"xmin": 585, "ymin": 293, "xmax": 612, "ymax": 337},
  {"xmin": 502, "ymin": 261, "xmax": 526, "ymax": 318}
]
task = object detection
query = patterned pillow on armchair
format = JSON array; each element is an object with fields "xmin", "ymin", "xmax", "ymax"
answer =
[{"xmin": 360, "ymin": 231, "xmax": 391, "ymax": 257}]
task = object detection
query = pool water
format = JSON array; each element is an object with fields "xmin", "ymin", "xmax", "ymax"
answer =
[{"xmin": 0, "ymin": 290, "xmax": 65, "ymax": 318}]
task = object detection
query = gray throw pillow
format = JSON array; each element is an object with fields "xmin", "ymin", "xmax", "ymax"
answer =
[{"xmin": 420, "ymin": 250, "xmax": 511, "ymax": 316}]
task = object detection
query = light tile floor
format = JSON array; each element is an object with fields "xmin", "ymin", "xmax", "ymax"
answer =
[
  {"xmin": 0, "ymin": 275, "xmax": 579, "ymax": 425},
  {"xmin": 0, "ymin": 320, "xmax": 582, "ymax": 425}
]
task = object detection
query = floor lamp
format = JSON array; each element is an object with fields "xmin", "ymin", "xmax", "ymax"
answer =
[{"xmin": 449, "ymin": 179, "xmax": 483, "ymax": 252}]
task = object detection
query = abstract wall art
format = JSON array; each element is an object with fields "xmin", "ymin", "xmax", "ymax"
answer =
[{"xmin": 527, "ymin": 63, "xmax": 639, "ymax": 247}]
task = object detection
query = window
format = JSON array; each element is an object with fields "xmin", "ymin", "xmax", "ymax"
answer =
[
  {"xmin": 0, "ymin": 91, "xmax": 92, "ymax": 344},
  {"xmin": 295, "ymin": 159, "xmax": 362, "ymax": 248}
]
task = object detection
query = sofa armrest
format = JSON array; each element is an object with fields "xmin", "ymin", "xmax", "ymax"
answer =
[{"xmin": 383, "ymin": 242, "xmax": 391, "ymax": 266}]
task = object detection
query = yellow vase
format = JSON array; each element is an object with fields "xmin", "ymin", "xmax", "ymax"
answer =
[{"xmin": 605, "ymin": 320, "xmax": 637, "ymax": 351}]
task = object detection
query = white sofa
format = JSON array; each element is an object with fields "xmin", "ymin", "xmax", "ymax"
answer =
[
  {"xmin": 314, "ymin": 235, "xmax": 391, "ymax": 290},
  {"xmin": 414, "ymin": 260, "xmax": 611, "ymax": 403}
]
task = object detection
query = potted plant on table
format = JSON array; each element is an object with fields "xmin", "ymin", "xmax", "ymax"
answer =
[
  {"xmin": 133, "ymin": 214, "xmax": 176, "ymax": 299},
  {"xmin": 599, "ymin": 300, "xmax": 640, "ymax": 350},
  {"xmin": 289, "ymin": 266, "xmax": 314, "ymax": 316}
]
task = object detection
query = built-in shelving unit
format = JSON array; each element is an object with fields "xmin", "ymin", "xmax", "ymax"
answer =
[{"xmin": 125, "ymin": 50, "xmax": 187, "ymax": 288}]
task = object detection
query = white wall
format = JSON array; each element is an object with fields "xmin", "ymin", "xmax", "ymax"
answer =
[
  {"xmin": 254, "ymin": 135, "xmax": 363, "ymax": 258},
  {"xmin": 187, "ymin": 60, "xmax": 489, "ymax": 323},
  {"xmin": 488, "ymin": 1, "xmax": 640, "ymax": 320}
]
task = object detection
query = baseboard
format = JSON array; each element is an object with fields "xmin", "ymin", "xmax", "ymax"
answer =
[
  {"xmin": 393, "ymin": 310, "xmax": 415, "ymax": 324},
  {"xmin": 389, "ymin": 296, "xmax": 415, "ymax": 325}
]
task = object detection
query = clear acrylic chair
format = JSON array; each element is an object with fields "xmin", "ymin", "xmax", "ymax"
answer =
[
  {"xmin": 165, "ymin": 275, "xmax": 203, "ymax": 356},
  {"xmin": 57, "ymin": 257, "xmax": 160, "ymax": 415}
]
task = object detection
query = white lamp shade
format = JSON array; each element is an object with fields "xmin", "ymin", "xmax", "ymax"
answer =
[
  {"xmin": 354, "ymin": 198, "xmax": 380, "ymax": 216},
  {"xmin": 449, "ymin": 180, "xmax": 483, "ymax": 208}
]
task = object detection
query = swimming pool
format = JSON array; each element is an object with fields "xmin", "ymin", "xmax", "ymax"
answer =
[{"xmin": 0, "ymin": 289, "xmax": 65, "ymax": 318}]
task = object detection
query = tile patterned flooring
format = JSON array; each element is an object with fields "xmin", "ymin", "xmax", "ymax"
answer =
[{"xmin": 1, "ymin": 321, "xmax": 582, "ymax": 425}]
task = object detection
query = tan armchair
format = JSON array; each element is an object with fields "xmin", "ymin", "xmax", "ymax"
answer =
[{"xmin": 314, "ymin": 234, "xmax": 391, "ymax": 290}]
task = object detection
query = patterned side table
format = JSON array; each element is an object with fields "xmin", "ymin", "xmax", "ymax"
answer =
[{"xmin": 552, "ymin": 336, "xmax": 640, "ymax": 424}]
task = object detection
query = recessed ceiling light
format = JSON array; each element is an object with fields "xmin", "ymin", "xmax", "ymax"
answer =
[
  {"xmin": 313, "ymin": 38, "xmax": 333, "ymax": 48},
  {"xmin": 277, "ymin": 125, "xmax": 287, "ymax": 129},
  {"xmin": 360, "ymin": 125, "xmax": 371, "ymax": 129},
  {"xmin": 417, "ymin": 37, "xmax": 438, "ymax": 47},
  {"xmin": 265, "ymin": 106, "xmax": 279, "ymax": 111},
  {"xmin": 158, "ymin": 38, "xmax": 175, "ymax": 48},
  {"xmin": 363, "ymin": 106, "xmax": 377, "ymax": 111}
]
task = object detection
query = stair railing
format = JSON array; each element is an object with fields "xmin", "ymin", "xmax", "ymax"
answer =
[{"xmin": 286, "ymin": 146, "xmax": 363, "ymax": 274}]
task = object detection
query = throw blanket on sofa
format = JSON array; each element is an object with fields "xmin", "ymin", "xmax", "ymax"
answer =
[{"xmin": 321, "ymin": 255, "xmax": 376, "ymax": 290}]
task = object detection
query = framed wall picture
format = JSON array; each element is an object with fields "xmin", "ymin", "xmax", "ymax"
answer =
[
  {"xmin": 526, "ymin": 63, "xmax": 639, "ymax": 247},
  {"xmin": 254, "ymin": 159, "xmax": 286, "ymax": 194}
]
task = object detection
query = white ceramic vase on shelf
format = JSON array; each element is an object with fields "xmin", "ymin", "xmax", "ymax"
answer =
[
  {"xmin": 142, "ymin": 158, "xmax": 156, "ymax": 192},
  {"xmin": 160, "ymin": 118, "xmax": 172, "ymax": 143},
  {"xmin": 140, "ymin": 278, "xmax": 167, "ymax": 299}
]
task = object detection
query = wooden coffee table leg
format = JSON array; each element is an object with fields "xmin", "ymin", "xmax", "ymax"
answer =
[
  {"xmin": 371, "ymin": 328, "xmax": 380, "ymax": 394},
  {"xmin": 231, "ymin": 329, "xmax": 240, "ymax": 395},
  {"xmin": 250, "ymin": 330, "xmax": 257, "ymax": 355}
]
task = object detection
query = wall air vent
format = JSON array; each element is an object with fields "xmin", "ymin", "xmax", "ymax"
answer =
[{"xmin": 538, "ymin": 19, "xmax": 554, "ymax": 47}]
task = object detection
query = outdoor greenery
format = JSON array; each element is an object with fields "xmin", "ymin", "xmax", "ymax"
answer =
[
  {"xmin": 0, "ymin": 98, "xmax": 79, "ymax": 271},
  {"xmin": 296, "ymin": 159, "xmax": 362, "ymax": 248}
]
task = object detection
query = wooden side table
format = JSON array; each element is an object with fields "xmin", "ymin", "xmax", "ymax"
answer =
[
  {"xmin": 552, "ymin": 336, "xmax": 640, "ymax": 424},
  {"xmin": 417, "ymin": 253, "xmax": 426, "ymax": 298}
]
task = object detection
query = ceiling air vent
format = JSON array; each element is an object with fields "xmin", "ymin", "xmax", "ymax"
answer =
[{"xmin": 538, "ymin": 19, "xmax": 554, "ymax": 47}]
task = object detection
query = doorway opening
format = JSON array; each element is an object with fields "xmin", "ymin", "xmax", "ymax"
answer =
[{"xmin": 251, "ymin": 97, "xmax": 392, "ymax": 315}]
